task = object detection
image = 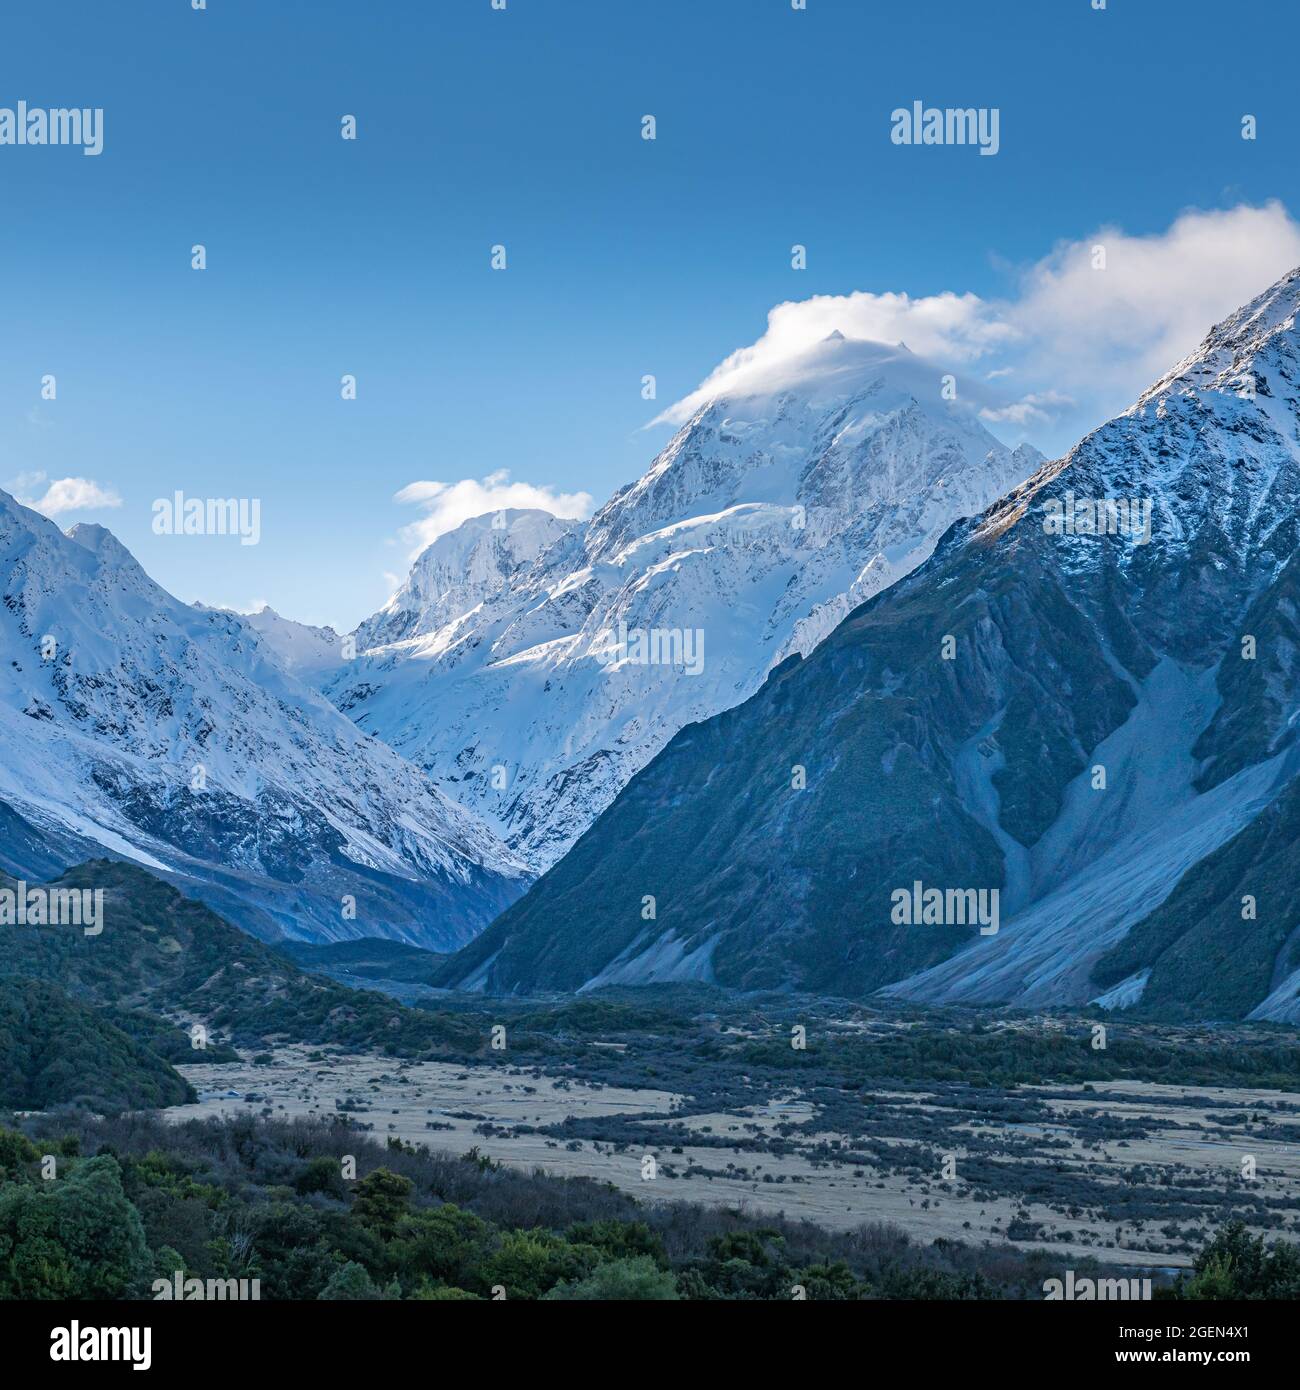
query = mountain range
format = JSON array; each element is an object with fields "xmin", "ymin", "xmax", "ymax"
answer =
[
  {"xmin": 0, "ymin": 337, "xmax": 1037, "ymax": 953},
  {"xmin": 435, "ymin": 267, "xmax": 1300, "ymax": 1024},
  {"xmin": 320, "ymin": 337, "xmax": 1041, "ymax": 871},
  {"xmin": 8, "ymin": 270, "xmax": 1300, "ymax": 1024},
  {"xmin": 0, "ymin": 495, "xmax": 527, "ymax": 949}
]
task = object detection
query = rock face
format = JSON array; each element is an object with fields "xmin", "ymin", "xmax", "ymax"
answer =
[
  {"xmin": 435, "ymin": 267, "xmax": 1300, "ymax": 1022},
  {"xmin": 0, "ymin": 494, "xmax": 528, "ymax": 948},
  {"xmin": 325, "ymin": 337, "xmax": 1039, "ymax": 872}
]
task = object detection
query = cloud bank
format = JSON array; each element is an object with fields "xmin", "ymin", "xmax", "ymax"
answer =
[{"xmin": 656, "ymin": 202, "xmax": 1300, "ymax": 454}]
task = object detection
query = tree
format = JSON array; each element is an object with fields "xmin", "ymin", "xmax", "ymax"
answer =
[
  {"xmin": 543, "ymin": 1256, "xmax": 680, "ymax": 1301},
  {"xmin": 0, "ymin": 1126, "xmax": 40, "ymax": 1181},
  {"xmin": 392, "ymin": 1203, "xmax": 491, "ymax": 1288},
  {"xmin": 792, "ymin": 1261, "xmax": 862, "ymax": 1300},
  {"xmin": 294, "ymin": 1155, "xmax": 347, "ymax": 1199},
  {"xmin": 478, "ymin": 1229, "xmax": 595, "ymax": 1300},
  {"xmin": 1180, "ymin": 1224, "xmax": 1300, "ymax": 1300},
  {"xmin": 351, "ymin": 1168, "xmax": 412, "ymax": 1240},
  {"xmin": 245, "ymin": 1201, "xmax": 340, "ymax": 1300},
  {"xmin": 0, "ymin": 1155, "xmax": 150, "ymax": 1299},
  {"xmin": 412, "ymin": 1282, "xmax": 482, "ymax": 1300},
  {"xmin": 564, "ymin": 1219, "xmax": 665, "ymax": 1264},
  {"xmin": 318, "ymin": 1261, "xmax": 392, "ymax": 1301}
]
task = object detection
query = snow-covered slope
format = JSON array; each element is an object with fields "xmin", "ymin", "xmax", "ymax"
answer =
[
  {"xmin": 239, "ymin": 606, "xmax": 342, "ymax": 679},
  {"xmin": 325, "ymin": 337, "xmax": 1040, "ymax": 870},
  {"xmin": 355, "ymin": 510, "xmax": 584, "ymax": 653},
  {"xmin": 0, "ymin": 494, "xmax": 528, "ymax": 947}
]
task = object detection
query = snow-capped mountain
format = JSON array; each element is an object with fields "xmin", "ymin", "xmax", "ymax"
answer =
[
  {"xmin": 355, "ymin": 509, "xmax": 584, "ymax": 653},
  {"xmin": 0, "ymin": 493, "xmax": 528, "ymax": 948},
  {"xmin": 240, "ymin": 606, "xmax": 342, "ymax": 679},
  {"xmin": 324, "ymin": 336, "xmax": 1041, "ymax": 871},
  {"xmin": 435, "ymin": 266, "xmax": 1300, "ymax": 1022}
]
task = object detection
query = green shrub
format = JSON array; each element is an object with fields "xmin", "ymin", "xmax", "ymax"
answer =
[{"xmin": 543, "ymin": 1255, "xmax": 679, "ymax": 1301}]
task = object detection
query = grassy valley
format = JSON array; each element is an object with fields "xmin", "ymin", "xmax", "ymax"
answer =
[{"xmin": 4, "ymin": 862, "xmax": 1300, "ymax": 1298}]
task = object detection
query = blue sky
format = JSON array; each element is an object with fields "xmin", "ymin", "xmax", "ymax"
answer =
[{"xmin": 2, "ymin": 0, "xmax": 1299, "ymax": 630}]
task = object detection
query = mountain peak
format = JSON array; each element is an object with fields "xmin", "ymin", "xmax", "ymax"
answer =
[
  {"xmin": 0, "ymin": 487, "xmax": 59, "ymax": 537},
  {"xmin": 1139, "ymin": 263, "xmax": 1300, "ymax": 408},
  {"xmin": 441, "ymin": 270, "xmax": 1300, "ymax": 1013},
  {"xmin": 586, "ymin": 334, "xmax": 1022, "ymax": 565},
  {"xmin": 355, "ymin": 509, "xmax": 583, "ymax": 651},
  {"xmin": 1215, "ymin": 263, "xmax": 1300, "ymax": 344},
  {"xmin": 66, "ymin": 521, "xmax": 134, "ymax": 561},
  {"xmin": 336, "ymin": 324, "xmax": 1040, "ymax": 872},
  {"xmin": 408, "ymin": 508, "xmax": 582, "ymax": 574}
]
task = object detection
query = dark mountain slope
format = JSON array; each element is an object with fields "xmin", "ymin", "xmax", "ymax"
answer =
[
  {"xmin": 437, "ymin": 268, "xmax": 1300, "ymax": 1020},
  {"xmin": 0, "ymin": 977, "xmax": 193, "ymax": 1111},
  {"xmin": 1091, "ymin": 772, "xmax": 1300, "ymax": 1020},
  {"xmin": 0, "ymin": 795, "xmax": 85, "ymax": 880},
  {"xmin": 0, "ymin": 861, "xmax": 481, "ymax": 1055}
]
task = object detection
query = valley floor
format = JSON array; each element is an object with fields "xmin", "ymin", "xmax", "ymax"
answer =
[{"xmin": 168, "ymin": 1038, "xmax": 1300, "ymax": 1272}]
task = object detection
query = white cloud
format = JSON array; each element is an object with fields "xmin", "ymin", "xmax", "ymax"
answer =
[
  {"xmin": 979, "ymin": 390, "xmax": 1075, "ymax": 428},
  {"xmin": 1009, "ymin": 201, "xmax": 1300, "ymax": 391},
  {"xmin": 393, "ymin": 469, "xmax": 594, "ymax": 555},
  {"xmin": 656, "ymin": 290, "xmax": 1016, "ymax": 425},
  {"xmin": 9, "ymin": 472, "xmax": 122, "ymax": 517},
  {"xmin": 655, "ymin": 202, "xmax": 1300, "ymax": 454}
]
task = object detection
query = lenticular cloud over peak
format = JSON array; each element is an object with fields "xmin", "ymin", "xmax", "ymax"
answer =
[
  {"xmin": 658, "ymin": 201, "xmax": 1300, "ymax": 456},
  {"xmin": 654, "ymin": 287, "xmax": 1012, "ymax": 426}
]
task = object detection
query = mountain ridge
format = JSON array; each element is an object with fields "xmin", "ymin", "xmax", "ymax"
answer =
[
  {"xmin": 322, "ymin": 337, "xmax": 1042, "ymax": 873},
  {"xmin": 432, "ymin": 266, "xmax": 1300, "ymax": 1021},
  {"xmin": 0, "ymin": 492, "xmax": 528, "ymax": 949}
]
